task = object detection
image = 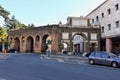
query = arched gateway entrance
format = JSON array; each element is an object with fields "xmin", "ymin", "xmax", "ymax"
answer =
[
  {"xmin": 41, "ymin": 35, "xmax": 49, "ymax": 53},
  {"xmin": 73, "ymin": 35, "xmax": 84, "ymax": 53},
  {"xmin": 73, "ymin": 33, "xmax": 87, "ymax": 54},
  {"xmin": 14, "ymin": 37, "xmax": 20, "ymax": 52},
  {"xmin": 41, "ymin": 34, "xmax": 52, "ymax": 53},
  {"xmin": 26, "ymin": 36, "xmax": 34, "ymax": 52}
]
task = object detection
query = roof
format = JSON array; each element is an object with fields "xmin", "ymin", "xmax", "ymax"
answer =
[
  {"xmin": 67, "ymin": 16, "xmax": 88, "ymax": 20},
  {"xmin": 86, "ymin": 0, "xmax": 108, "ymax": 17}
]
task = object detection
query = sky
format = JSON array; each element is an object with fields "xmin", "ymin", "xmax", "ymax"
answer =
[{"xmin": 0, "ymin": 0, "xmax": 105, "ymax": 26}]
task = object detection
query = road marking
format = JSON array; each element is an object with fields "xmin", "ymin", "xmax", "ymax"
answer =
[
  {"xmin": 0, "ymin": 78, "xmax": 7, "ymax": 80},
  {"xmin": 58, "ymin": 59, "xmax": 64, "ymax": 62},
  {"xmin": 78, "ymin": 62, "xmax": 89, "ymax": 65},
  {"xmin": 40, "ymin": 57, "xmax": 44, "ymax": 60}
]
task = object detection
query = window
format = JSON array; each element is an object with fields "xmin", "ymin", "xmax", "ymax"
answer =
[
  {"xmin": 102, "ymin": 53, "xmax": 109, "ymax": 58},
  {"xmin": 108, "ymin": 9, "xmax": 111, "ymax": 15},
  {"xmin": 95, "ymin": 52, "xmax": 101, "ymax": 57},
  {"xmin": 91, "ymin": 33, "xmax": 97, "ymax": 40},
  {"xmin": 96, "ymin": 16, "xmax": 99, "ymax": 22},
  {"xmin": 101, "ymin": 26, "xmax": 104, "ymax": 33},
  {"xmin": 108, "ymin": 24, "xmax": 111, "ymax": 30},
  {"xmin": 92, "ymin": 19, "xmax": 94, "ymax": 23},
  {"xmin": 90, "ymin": 52, "xmax": 95, "ymax": 56},
  {"xmin": 69, "ymin": 18, "xmax": 72, "ymax": 26},
  {"xmin": 62, "ymin": 33, "xmax": 69, "ymax": 39},
  {"xmin": 101, "ymin": 13, "xmax": 104, "ymax": 18},
  {"xmin": 115, "ymin": 4, "xmax": 119, "ymax": 10},
  {"xmin": 116, "ymin": 21, "xmax": 119, "ymax": 28}
]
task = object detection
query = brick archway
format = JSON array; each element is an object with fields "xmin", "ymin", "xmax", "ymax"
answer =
[
  {"xmin": 26, "ymin": 36, "xmax": 34, "ymax": 52},
  {"xmin": 41, "ymin": 34, "xmax": 49, "ymax": 53},
  {"xmin": 72, "ymin": 33, "xmax": 88, "ymax": 53},
  {"xmin": 14, "ymin": 37, "xmax": 20, "ymax": 52},
  {"xmin": 8, "ymin": 24, "xmax": 100, "ymax": 54},
  {"xmin": 72, "ymin": 33, "xmax": 88, "ymax": 41}
]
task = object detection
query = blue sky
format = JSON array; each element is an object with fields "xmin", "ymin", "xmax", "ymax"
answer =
[{"xmin": 0, "ymin": 0, "xmax": 105, "ymax": 26}]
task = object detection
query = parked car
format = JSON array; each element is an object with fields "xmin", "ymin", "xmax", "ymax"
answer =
[
  {"xmin": 82, "ymin": 52, "xmax": 91, "ymax": 57},
  {"xmin": 89, "ymin": 51, "xmax": 120, "ymax": 68}
]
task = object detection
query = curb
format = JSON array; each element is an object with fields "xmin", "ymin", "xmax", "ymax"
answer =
[
  {"xmin": 0, "ymin": 55, "xmax": 8, "ymax": 60},
  {"xmin": 40, "ymin": 54, "xmax": 88, "ymax": 64}
]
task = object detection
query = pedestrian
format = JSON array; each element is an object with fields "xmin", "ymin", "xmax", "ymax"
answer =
[{"xmin": 3, "ymin": 48, "xmax": 6, "ymax": 56}]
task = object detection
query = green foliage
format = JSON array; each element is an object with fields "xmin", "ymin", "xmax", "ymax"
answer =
[
  {"xmin": 0, "ymin": 5, "xmax": 34, "ymax": 30},
  {"xmin": 0, "ymin": 5, "xmax": 10, "ymax": 21},
  {"xmin": 6, "ymin": 15, "xmax": 27, "ymax": 30},
  {"xmin": 0, "ymin": 5, "xmax": 34, "ymax": 31},
  {"xmin": 28, "ymin": 24, "xmax": 35, "ymax": 28},
  {"xmin": 0, "ymin": 27, "xmax": 8, "ymax": 43}
]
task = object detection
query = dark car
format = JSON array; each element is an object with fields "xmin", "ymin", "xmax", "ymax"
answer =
[
  {"xmin": 62, "ymin": 50, "xmax": 68, "ymax": 54},
  {"xmin": 89, "ymin": 51, "xmax": 120, "ymax": 68},
  {"xmin": 7, "ymin": 49, "xmax": 17, "ymax": 53}
]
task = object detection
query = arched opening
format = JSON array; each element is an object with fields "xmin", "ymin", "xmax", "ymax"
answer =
[
  {"xmin": 14, "ymin": 37, "xmax": 20, "ymax": 52},
  {"xmin": 61, "ymin": 42, "xmax": 68, "ymax": 54},
  {"xmin": 73, "ymin": 35, "xmax": 84, "ymax": 54},
  {"xmin": 26, "ymin": 36, "xmax": 34, "ymax": 52},
  {"xmin": 41, "ymin": 35, "xmax": 49, "ymax": 53}
]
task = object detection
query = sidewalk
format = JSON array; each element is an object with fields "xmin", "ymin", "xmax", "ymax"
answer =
[
  {"xmin": 0, "ymin": 52, "xmax": 18, "ymax": 60},
  {"xmin": 40, "ymin": 54, "xmax": 89, "ymax": 64},
  {"xmin": 0, "ymin": 53, "xmax": 8, "ymax": 59}
]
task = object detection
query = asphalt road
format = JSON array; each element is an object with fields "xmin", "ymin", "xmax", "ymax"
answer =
[{"xmin": 0, "ymin": 53, "xmax": 120, "ymax": 80}]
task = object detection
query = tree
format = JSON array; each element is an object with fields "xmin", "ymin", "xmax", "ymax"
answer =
[
  {"xmin": 0, "ymin": 5, "xmax": 10, "ymax": 21},
  {"xmin": 28, "ymin": 24, "xmax": 35, "ymax": 28},
  {"xmin": 0, "ymin": 27, "xmax": 8, "ymax": 43},
  {"xmin": 0, "ymin": 27, "xmax": 8, "ymax": 51},
  {"xmin": 6, "ymin": 15, "xmax": 27, "ymax": 30}
]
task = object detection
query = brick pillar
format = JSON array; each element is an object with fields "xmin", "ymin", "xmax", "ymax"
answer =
[
  {"xmin": 20, "ymin": 37, "xmax": 26, "ymax": 53},
  {"xmin": 10, "ymin": 41, "xmax": 14, "ymax": 49},
  {"xmin": 33, "ymin": 36, "xmax": 36, "ymax": 52},
  {"xmin": 106, "ymin": 38, "xmax": 112, "ymax": 52},
  {"xmin": 39, "ymin": 37, "xmax": 42, "ymax": 53},
  {"xmin": 51, "ymin": 31, "xmax": 59, "ymax": 54}
]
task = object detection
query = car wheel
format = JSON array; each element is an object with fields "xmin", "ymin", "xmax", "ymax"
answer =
[
  {"xmin": 89, "ymin": 59, "xmax": 94, "ymax": 65},
  {"xmin": 111, "ymin": 62, "xmax": 118, "ymax": 68}
]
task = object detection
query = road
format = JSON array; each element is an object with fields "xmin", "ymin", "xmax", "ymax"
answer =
[{"xmin": 0, "ymin": 53, "xmax": 120, "ymax": 80}]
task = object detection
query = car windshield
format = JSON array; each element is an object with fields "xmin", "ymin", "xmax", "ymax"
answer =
[{"xmin": 109, "ymin": 53, "xmax": 118, "ymax": 58}]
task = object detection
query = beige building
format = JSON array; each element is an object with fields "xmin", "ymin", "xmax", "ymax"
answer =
[{"xmin": 86, "ymin": 0, "xmax": 120, "ymax": 54}]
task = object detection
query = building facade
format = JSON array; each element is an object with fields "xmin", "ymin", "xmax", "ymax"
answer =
[
  {"xmin": 86, "ymin": 0, "xmax": 120, "ymax": 54},
  {"xmin": 8, "ymin": 17, "xmax": 100, "ymax": 54}
]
